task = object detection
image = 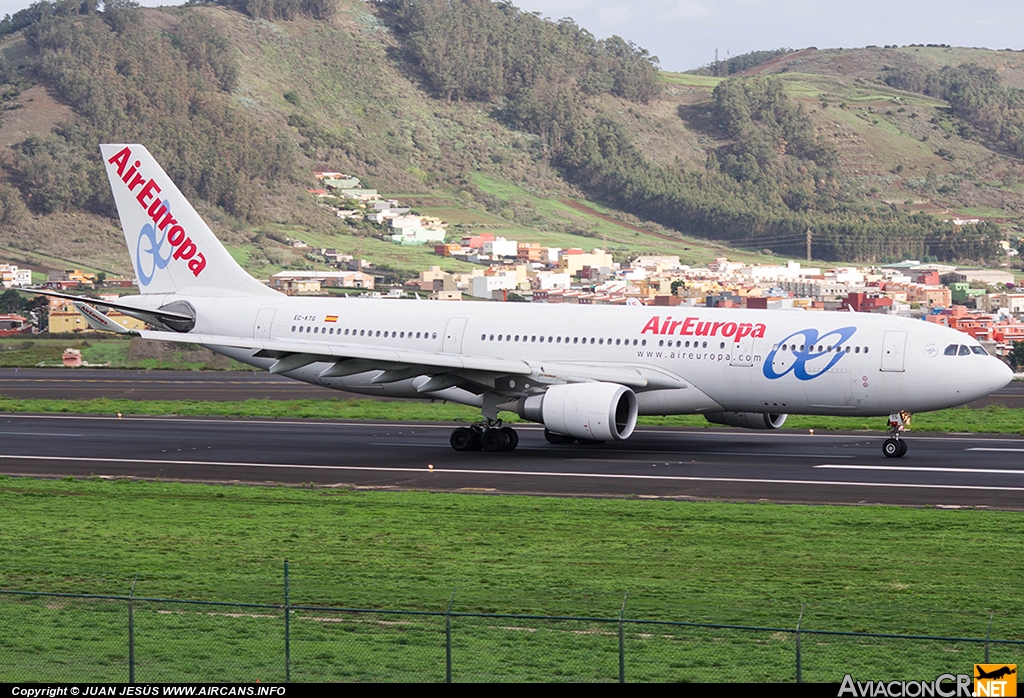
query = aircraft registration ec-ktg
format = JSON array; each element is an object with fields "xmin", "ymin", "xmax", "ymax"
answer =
[{"xmin": 36, "ymin": 145, "xmax": 1013, "ymax": 457}]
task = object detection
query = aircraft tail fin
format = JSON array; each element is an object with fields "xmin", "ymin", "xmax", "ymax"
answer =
[{"xmin": 101, "ymin": 144, "xmax": 279, "ymax": 298}]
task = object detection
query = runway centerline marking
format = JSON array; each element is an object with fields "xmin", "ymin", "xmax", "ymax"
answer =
[
  {"xmin": 965, "ymin": 448, "xmax": 1024, "ymax": 453},
  {"xmin": 2, "ymin": 454, "xmax": 1023, "ymax": 492},
  {"xmin": 815, "ymin": 464, "xmax": 1024, "ymax": 475},
  {"xmin": 0, "ymin": 431, "xmax": 82, "ymax": 437}
]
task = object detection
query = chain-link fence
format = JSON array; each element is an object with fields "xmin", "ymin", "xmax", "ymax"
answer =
[{"xmin": 1, "ymin": 588, "xmax": 1020, "ymax": 682}]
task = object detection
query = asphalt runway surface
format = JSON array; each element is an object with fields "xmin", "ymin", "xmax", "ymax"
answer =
[{"xmin": 0, "ymin": 413, "xmax": 1021, "ymax": 509}]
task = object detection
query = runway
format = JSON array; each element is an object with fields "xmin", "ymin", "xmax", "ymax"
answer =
[{"xmin": 0, "ymin": 413, "xmax": 1021, "ymax": 509}]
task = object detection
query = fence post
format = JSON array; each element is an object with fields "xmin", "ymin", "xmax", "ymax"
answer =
[
  {"xmin": 619, "ymin": 593, "xmax": 628, "ymax": 684},
  {"xmin": 128, "ymin": 575, "xmax": 138, "ymax": 684},
  {"xmin": 985, "ymin": 611, "xmax": 994, "ymax": 663},
  {"xmin": 284, "ymin": 560, "xmax": 290, "ymax": 684},
  {"xmin": 795, "ymin": 603, "xmax": 805, "ymax": 684},
  {"xmin": 445, "ymin": 589, "xmax": 456, "ymax": 684}
]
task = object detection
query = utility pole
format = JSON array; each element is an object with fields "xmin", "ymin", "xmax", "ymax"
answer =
[{"xmin": 806, "ymin": 228, "xmax": 812, "ymax": 263}]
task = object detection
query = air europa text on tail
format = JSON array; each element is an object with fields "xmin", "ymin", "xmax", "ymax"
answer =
[{"xmin": 107, "ymin": 146, "xmax": 207, "ymax": 277}]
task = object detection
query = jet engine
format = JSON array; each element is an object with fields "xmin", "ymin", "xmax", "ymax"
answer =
[
  {"xmin": 518, "ymin": 382, "xmax": 638, "ymax": 442},
  {"xmin": 704, "ymin": 412, "xmax": 787, "ymax": 429}
]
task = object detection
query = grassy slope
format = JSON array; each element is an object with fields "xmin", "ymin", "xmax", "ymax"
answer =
[
  {"xmin": 657, "ymin": 47, "xmax": 1024, "ymax": 240},
  {"xmin": 9, "ymin": 8, "xmax": 1024, "ymax": 281}
]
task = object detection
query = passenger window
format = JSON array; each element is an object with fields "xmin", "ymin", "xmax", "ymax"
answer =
[{"xmin": 944, "ymin": 344, "xmax": 958, "ymax": 356}]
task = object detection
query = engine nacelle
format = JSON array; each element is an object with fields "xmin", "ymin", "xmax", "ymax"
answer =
[
  {"xmin": 519, "ymin": 383, "xmax": 638, "ymax": 442},
  {"xmin": 704, "ymin": 412, "xmax": 788, "ymax": 430}
]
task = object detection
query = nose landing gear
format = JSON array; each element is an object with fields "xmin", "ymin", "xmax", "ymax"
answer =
[{"xmin": 882, "ymin": 412, "xmax": 911, "ymax": 458}]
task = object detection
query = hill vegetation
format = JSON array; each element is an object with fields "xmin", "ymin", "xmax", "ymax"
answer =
[{"xmin": 0, "ymin": 0, "xmax": 1023, "ymax": 278}]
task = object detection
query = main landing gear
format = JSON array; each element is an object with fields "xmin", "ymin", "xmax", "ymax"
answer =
[
  {"xmin": 450, "ymin": 420, "xmax": 519, "ymax": 452},
  {"xmin": 882, "ymin": 411, "xmax": 911, "ymax": 458}
]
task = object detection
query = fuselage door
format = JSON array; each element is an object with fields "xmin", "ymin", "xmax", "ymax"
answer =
[
  {"xmin": 254, "ymin": 308, "xmax": 277, "ymax": 340},
  {"xmin": 730, "ymin": 334, "xmax": 755, "ymax": 367},
  {"xmin": 880, "ymin": 330, "xmax": 907, "ymax": 372},
  {"xmin": 443, "ymin": 317, "xmax": 468, "ymax": 354}
]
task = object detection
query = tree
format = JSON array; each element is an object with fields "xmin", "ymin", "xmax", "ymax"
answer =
[
  {"xmin": 0, "ymin": 288, "xmax": 26, "ymax": 314},
  {"xmin": 1007, "ymin": 342, "xmax": 1024, "ymax": 372}
]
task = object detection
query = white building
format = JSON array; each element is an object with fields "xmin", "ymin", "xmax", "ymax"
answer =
[{"xmin": 0, "ymin": 264, "xmax": 32, "ymax": 288}]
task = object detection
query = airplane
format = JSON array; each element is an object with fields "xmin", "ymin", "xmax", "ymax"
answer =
[{"xmin": 32, "ymin": 144, "xmax": 1014, "ymax": 457}]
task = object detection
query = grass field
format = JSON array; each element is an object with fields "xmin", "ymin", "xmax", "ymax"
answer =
[
  {"xmin": 0, "ymin": 396, "xmax": 1022, "ymax": 434},
  {"xmin": 0, "ymin": 477, "xmax": 1021, "ymax": 681}
]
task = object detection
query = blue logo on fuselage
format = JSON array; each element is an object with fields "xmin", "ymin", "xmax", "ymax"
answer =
[
  {"xmin": 134, "ymin": 199, "xmax": 173, "ymax": 286},
  {"xmin": 763, "ymin": 327, "xmax": 857, "ymax": 380}
]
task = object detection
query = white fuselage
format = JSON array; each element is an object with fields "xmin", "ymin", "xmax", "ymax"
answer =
[{"xmin": 123, "ymin": 293, "xmax": 1014, "ymax": 418}]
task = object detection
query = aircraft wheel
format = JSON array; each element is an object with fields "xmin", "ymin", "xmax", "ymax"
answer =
[
  {"xmin": 544, "ymin": 429, "xmax": 575, "ymax": 445},
  {"xmin": 450, "ymin": 428, "xmax": 474, "ymax": 452},
  {"xmin": 481, "ymin": 428, "xmax": 508, "ymax": 452},
  {"xmin": 882, "ymin": 438, "xmax": 905, "ymax": 458},
  {"xmin": 500, "ymin": 427, "xmax": 519, "ymax": 451}
]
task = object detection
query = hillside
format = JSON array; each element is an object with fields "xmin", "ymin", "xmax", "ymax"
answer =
[{"xmin": 0, "ymin": 1, "xmax": 1022, "ymax": 278}]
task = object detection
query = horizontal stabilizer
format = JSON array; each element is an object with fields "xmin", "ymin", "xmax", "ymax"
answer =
[{"xmin": 72, "ymin": 302, "xmax": 131, "ymax": 334}]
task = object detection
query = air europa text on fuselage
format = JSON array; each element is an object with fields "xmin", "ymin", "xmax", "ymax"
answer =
[
  {"xmin": 641, "ymin": 316, "xmax": 766, "ymax": 342},
  {"xmin": 106, "ymin": 146, "xmax": 207, "ymax": 277}
]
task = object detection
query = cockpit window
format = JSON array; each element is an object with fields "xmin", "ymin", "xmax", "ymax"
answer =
[
  {"xmin": 944, "ymin": 344, "xmax": 959, "ymax": 356},
  {"xmin": 971, "ymin": 346, "xmax": 988, "ymax": 356},
  {"xmin": 958, "ymin": 345, "xmax": 972, "ymax": 356}
]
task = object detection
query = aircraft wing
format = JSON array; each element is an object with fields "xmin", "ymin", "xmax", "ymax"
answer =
[{"xmin": 134, "ymin": 330, "xmax": 686, "ymax": 391}]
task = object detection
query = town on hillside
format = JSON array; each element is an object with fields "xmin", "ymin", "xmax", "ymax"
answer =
[{"xmin": 1, "ymin": 174, "xmax": 1022, "ymax": 364}]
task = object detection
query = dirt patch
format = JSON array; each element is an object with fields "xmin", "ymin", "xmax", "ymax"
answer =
[{"xmin": 0, "ymin": 85, "xmax": 74, "ymax": 150}]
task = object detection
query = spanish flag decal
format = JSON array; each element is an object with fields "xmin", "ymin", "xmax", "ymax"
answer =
[{"xmin": 325, "ymin": 315, "xmax": 338, "ymax": 323}]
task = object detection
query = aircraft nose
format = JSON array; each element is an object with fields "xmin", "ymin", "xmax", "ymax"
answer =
[{"xmin": 988, "ymin": 358, "xmax": 1014, "ymax": 392}]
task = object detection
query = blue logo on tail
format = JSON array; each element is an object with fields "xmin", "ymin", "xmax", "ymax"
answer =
[
  {"xmin": 135, "ymin": 199, "xmax": 172, "ymax": 287},
  {"xmin": 763, "ymin": 327, "xmax": 856, "ymax": 380}
]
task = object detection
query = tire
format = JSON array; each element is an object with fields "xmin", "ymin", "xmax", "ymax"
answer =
[
  {"xmin": 481, "ymin": 428, "xmax": 507, "ymax": 452},
  {"xmin": 501, "ymin": 427, "xmax": 519, "ymax": 451},
  {"xmin": 450, "ymin": 428, "xmax": 473, "ymax": 451},
  {"xmin": 544, "ymin": 429, "xmax": 575, "ymax": 445},
  {"xmin": 897, "ymin": 439, "xmax": 908, "ymax": 457},
  {"xmin": 882, "ymin": 438, "xmax": 903, "ymax": 458}
]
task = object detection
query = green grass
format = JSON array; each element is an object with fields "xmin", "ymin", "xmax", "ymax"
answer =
[
  {"xmin": 469, "ymin": 174, "xmax": 793, "ymax": 266},
  {"xmin": 0, "ymin": 337, "xmax": 248, "ymax": 370},
  {"xmin": 0, "ymin": 477, "xmax": 1021, "ymax": 681},
  {"xmin": 658, "ymin": 72, "xmax": 722, "ymax": 88},
  {"xmin": 0, "ymin": 396, "xmax": 1021, "ymax": 433}
]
